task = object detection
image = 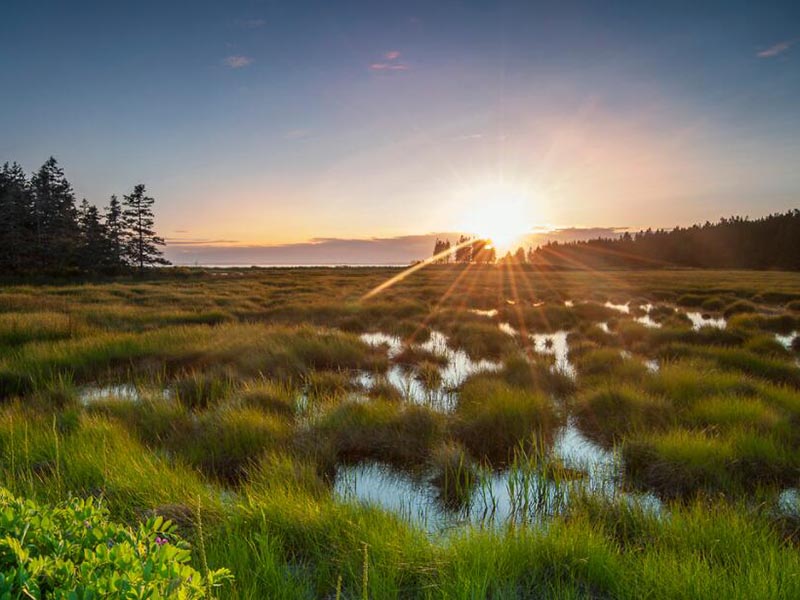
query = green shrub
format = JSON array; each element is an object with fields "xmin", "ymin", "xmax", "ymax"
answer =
[{"xmin": 0, "ymin": 488, "xmax": 231, "ymax": 598}]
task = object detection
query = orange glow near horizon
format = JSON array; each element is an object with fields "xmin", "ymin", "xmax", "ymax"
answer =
[{"xmin": 454, "ymin": 181, "xmax": 535, "ymax": 252}]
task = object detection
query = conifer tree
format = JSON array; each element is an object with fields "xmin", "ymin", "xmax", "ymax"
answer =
[
  {"xmin": 77, "ymin": 198, "xmax": 110, "ymax": 272},
  {"xmin": 122, "ymin": 184, "xmax": 170, "ymax": 273},
  {"xmin": 0, "ymin": 162, "xmax": 33, "ymax": 271},
  {"xmin": 29, "ymin": 157, "xmax": 79, "ymax": 271},
  {"xmin": 104, "ymin": 195, "xmax": 126, "ymax": 270}
]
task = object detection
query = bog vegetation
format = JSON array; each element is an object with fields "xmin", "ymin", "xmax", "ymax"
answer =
[{"xmin": 0, "ymin": 266, "xmax": 799, "ymax": 597}]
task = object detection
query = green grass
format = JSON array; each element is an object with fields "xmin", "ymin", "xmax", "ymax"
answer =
[
  {"xmin": 453, "ymin": 375, "xmax": 563, "ymax": 465},
  {"xmin": 311, "ymin": 399, "xmax": 444, "ymax": 469},
  {"xmin": 574, "ymin": 386, "xmax": 673, "ymax": 447},
  {"xmin": 2, "ymin": 268, "xmax": 800, "ymax": 596}
]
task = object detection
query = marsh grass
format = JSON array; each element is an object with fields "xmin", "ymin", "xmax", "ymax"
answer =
[
  {"xmin": 429, "ymin": 441, "xmax": 477, "ymax": 510},
  {"xmin": 572, "ymin": 348, "xmax": 649, "ymax": 382},
  {"xmin": 658, "ymin": 343, "xmax": 800, "ymax": 387},
  {"xmin": 238, "ymin": 378, "xmax": 298, "ymax": 416},
  {"xmin": 501, "ymin": 354, "xmax": 576, "ymax": 397},
  {"xmin": 453, "ymin": 376, "xmax": 562, "ymax": 465},
  {"xmin": 312, "ymin": 400, "xmax": 444, "ymax": 469},
  {"xmin": 2, "ymin": 269, "xmax": 800, "ymax": 596},
  {"xmin": 574, "ymin": 386, "xmax": 673, "ymax": 447}
]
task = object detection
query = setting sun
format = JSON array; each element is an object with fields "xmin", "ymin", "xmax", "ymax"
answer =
[{"xmin": 456, "ymin": 182, "xmax": 534, "ymax": 251}]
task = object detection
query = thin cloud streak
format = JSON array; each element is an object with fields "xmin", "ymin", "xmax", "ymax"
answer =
[
  {"xmin": 223, "ymin": 55, "xmax": 253, "ymax": 68},
  {"xmin": 369, "ymin": 63, "xmax": 409, "ymax": 71},
  {"xmin": 757, "ymin": 39, "xmax": 796, "ymax": 58}
]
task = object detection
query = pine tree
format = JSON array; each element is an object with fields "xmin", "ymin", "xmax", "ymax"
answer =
[
  {"xmin": 0, "ymin": 162, "xmax": 34, "ymax": 271},
  {"xmin": 77, "ymin": 199, "xmax": 110, "ymax": 272},
  {"xmin": 29, "ymin": 157, "xmax": 79, "ymax": 272},
  {"xmin": 104, "ymin": 195, "xmax": 126, "ymax": 270},
  {"xmin": 122, "ymin": 184, "xmax": 170, "ymax": 273},
  {"xmin": 455, "ymin": 235, "xmax": 472, "ymax": 263}
]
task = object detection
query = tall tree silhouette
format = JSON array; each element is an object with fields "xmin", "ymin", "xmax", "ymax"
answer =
[
  {"xmin": 122, "ymin": 184, "xmax": 170, "ymax": 273},
  {"xmin": 77, "ymin": 199, "xmax": 110, "ymax": 271},
  {"xmin": 0, "ymin": 162, "xmax": 33, "ymax": 271},
  {"xmin": 30, "ymin": 157, "xmax": 79, "ymax": 271},
  {"xmin": 104, "ymin": 195, "xmax": 125, "ymax": 270}
]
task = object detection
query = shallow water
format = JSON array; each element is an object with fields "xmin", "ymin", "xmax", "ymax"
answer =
[
  {"xmin": 498, "ymin": 322, "xmax": 518, "ymax": 337},
  {"xmin": 359, "ymin": 331, "xmax": 501, "ymax": 410},
  {"xmin": 604, "ymin": 301, "xmax": 630, "ymax": 314},
  {"xmin": 333, "ymin": 421, "xmax": 661, "ymax": 533},
  {"xmin": 78, "ymin": 383, "xmax": 174, "ymax": 405},
  {"xmin": 469, "ymin": 308, "xmax": 498, "ymax": 318},
  {"xmin": 79, "ymin": 384, "xmax": 141, "ymax": 404},
  {"xmin": 685, "ymin": 311, "xmax": 727, "ymax": 330},
  {"xmin": 635, "ymin": 314, "xmax": 661, "ymax": 328},
  {"xmin": 775, "ymin": 331, "xmax": 798, "ymax": 350},
  {"xmin": 361, "ymin": 332, "xmax": 404, "ymax": 358},
  {"xmin": 530, "ymin": 331, "xmax": 575, "ymax": 378},
  {"xmin": 645, "ymin": 359, "xmax": 660, "ymax": 373}
]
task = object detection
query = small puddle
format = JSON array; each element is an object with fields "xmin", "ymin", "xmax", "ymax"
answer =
[
  {"xmin": 78, "ymin": 384, "xmax": 173, "ymax": 405},
  {"xmin": 686, "ymin": 312, "xmax": 727, "ymax": 330},
  {"xmin": 360, "ymin": 331, "xmax": 501, "ymax": 411},
  {"xmin": 361, "ymin": 332, "xmax": 403, "ymax": 358},
  {"xmin": 775, "ymin": 332, "xmax": 798, "ymax": 350},
  {"xmin": 530, "ymin": 331, "xmax": 575, "ymax": 378},
  {"xmin": 469, "ymin": 308, "xmax": 498, "ymax": 318},
  {"xmin": 645, "ymin": 359, "xmax": 660, "ymax": 373},
  {"xmin": 333, "ymin": 421, "xmax": 661, "ymax": 533},
  {"xmin": 635, "ymin": 314, "xmax": 661, "ymax": 328},
  {"xmin": 498, "ymin": 322, "xmax": 518, "ymax": 337},
  {"xmin": 604, "ymin": 301, "xmax": 630, "ymax": 314}
]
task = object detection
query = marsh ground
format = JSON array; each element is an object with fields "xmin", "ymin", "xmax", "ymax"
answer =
[{"xmin": 1, "ymin": 266, "xmax": 800, "ymax": 598}]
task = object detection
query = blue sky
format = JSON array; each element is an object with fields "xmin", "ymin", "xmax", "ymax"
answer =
[{"xmin": 1, "ymin": 1, "xmax": 798, "ymax": 263}]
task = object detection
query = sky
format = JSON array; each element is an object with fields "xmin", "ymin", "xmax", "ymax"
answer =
[{"xmin": 1, "ymin": 1, "xmax": 799, "ymax": 264}]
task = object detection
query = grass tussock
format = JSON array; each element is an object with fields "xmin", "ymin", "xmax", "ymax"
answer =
[
  {"xmin": 312, "ymin": 400, "xmax": 444, "ymax": 469},
  {"xmin": 453, "ymin": 375, "xmax": 563, "ymax": 465},
  {"xmin": 574, "ymin": 386, "xmax": 673, "ymax": 447}
]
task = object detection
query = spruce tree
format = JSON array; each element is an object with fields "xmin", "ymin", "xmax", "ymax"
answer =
[
  {"xmin": 29, "ymin": 157, "xmax": 80, "ymax": 272},
  {"xmin": 0, "ymin": 162, "xmax": 34, "ymax": 271},
  {"xmin": 122, "ymin": 184, "xmax": 170, "ymax": 273},
  {"xmin": 77, "ymin": 198, "xmax": 110, "ymax": 272},
  {"xmin": 103, "ymin": 195, "xmax": 125, "ymax": 270}
]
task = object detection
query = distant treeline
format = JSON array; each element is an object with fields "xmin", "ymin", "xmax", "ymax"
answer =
[
  {"xmin": 528, "ymin": 211, "xmax": 800, "ymax": 270},
  {"xmin": 434, "ymin": 211, "xmax": 800, "ymax": 270},
  {"xmin": 432, "ymin": 236, "xmax": 496, "ymax": 264},
  {"xmin": 0, "ymin": 158, "xmax": 169, "ymax": 276}
]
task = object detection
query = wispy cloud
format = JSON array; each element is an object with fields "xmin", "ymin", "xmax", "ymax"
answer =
[
  {"xmin": 369, "ymin": 62, "xmax": 409, "ymax": 71},
  {"xmin": 224, "ymin": 55, "xmax": 253, "ymax": 69},
  {"xmin": 235, "ymin": 18, "xmax": 266, "ymax": 29},
  {"xmin": 757, "ymin": 39, "xmax": 796, "ymax": 58},
  {"xmin": 369, "ymin": 50, "xmax": 409, "ymax": 71}
]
